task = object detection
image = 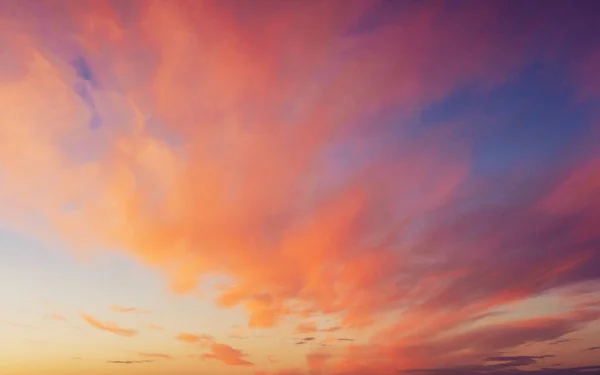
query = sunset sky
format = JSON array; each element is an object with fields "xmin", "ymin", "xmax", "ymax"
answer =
[{"xmin": 2, "ymin": 1, "xmax": 600, "ymax": 374}]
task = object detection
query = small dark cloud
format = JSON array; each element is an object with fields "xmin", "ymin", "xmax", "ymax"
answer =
[
  {"xmin": 338, "ymin": 338, "xmax": 354, "ymax": 341},
  {"xmin": 106, "ymin": 360, "xmax": 153, "ymax": 364},
  {"xmin": 588, "ymin": 346, "xmax": 600, "ymax": 351},
  {"xmin": 484, "ymin": 355, "xmax": 555, "ymax": 368},
  {"xmin": 549, "ymin": 338, "xmax": 573, "ymax": 345},
  {"xmin": 72, "ymin": 56, "xmax": 95, "ymax": 83},
  {"xmin": 295, "ymin": 341, "xmax": 306, "ymax": 345},
  {"xmin": 303, "ymin": 337, "xmax": 315, "ymax": 341},
  {"xmin": 403, "ymin": 366, "xmax": 600, "ymax": 375}
]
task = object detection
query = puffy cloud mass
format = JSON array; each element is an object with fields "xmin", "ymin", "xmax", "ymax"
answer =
[{"xmin": 2, "ymin": 0, "xmax": 600, "ymax": 373}]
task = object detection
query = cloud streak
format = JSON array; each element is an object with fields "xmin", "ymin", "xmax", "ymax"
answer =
[
  {"xmin": 43, "ymin": 314, "xmax": 66, "ymax": 321},
  {"xmin": 79, "ymin": 313, "xmax": 138, "ymax": 337},
  {"xmin": 138, "ymin": 353, "xmax": 174, "ymax": 360},
  {"xmin": 109, "ymin": 306, "xmax": 149, "ymax": 313},
  {"xmin": 175, "ymin": 332, "xmax": 214, "ymax": 346},
  {"xmin": 107, "ymin": 360, "xmax": 153, "ymax": 365}
]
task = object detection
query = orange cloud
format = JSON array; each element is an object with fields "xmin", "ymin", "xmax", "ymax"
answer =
[
  {"xmin": 79, "ymin": 313, "xmax": 138, "ymax": 337},
  {"xmin": 175, "ymin": 332, "xmax": 214, "ymax": 347},
  {"xmin": 0, "ymin": 0, "xmax": 472, "ymax": 331},
  {"xmin": 3, "ymin": 2, "xmax": 600, "ymax": 373},
  {"xmin": 138, "ymin": 353, "xmax": 174, "ymax": 360},
  {"xmin": 148, "ymin": 323, "xmax": 163, "ymax": 330},
  {"xmin": 201, "ymin": 342, "xmax": 253, "ymax": 367},
  {"xmin": 294, "ymin": 321, "xmax": 318, "ymax": 335}
]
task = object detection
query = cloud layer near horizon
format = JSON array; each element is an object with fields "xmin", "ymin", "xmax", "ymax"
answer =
[{"xmin": 1, "ymin": 0, "xmax": 600, "ymax": 373}]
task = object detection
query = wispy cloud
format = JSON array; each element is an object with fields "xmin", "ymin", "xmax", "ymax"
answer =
[
  {"xmin": 138, "ymin": 353, "xmax": 174, "ymax": 360},
  {"xmin": 321, "ymin": 325, "xmax": 342, "ymax": 333},
  {"xmin": 79, "ymin": 313, "xmax": 138, "ymax": 337},
  {"xmin": 109, "ymin": 306, "xmax": 150, "ymax": 314},
  {"xmin": 107, "ymin": 360, "xmax": 153, "ymax": 364},
  {"xmin": 44, "ymin": 314, "xmax": 67, "ymax": 322}
]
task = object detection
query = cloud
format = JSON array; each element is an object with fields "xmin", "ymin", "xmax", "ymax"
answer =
[
  {"xmin": 147, "ymin": 323, "xmax": 163, "ymax": 330},
  {"xmin": 79, "ymin": 313, "xmax": 138, "ymax": 337},
  {"xmin": 44, "ymin": 314, "xmax": 67, "ymax": 321},
  {"xmin": 294, "ymin": 322, "xmax": 318, "ymax": 335},
  {"xmin": 175, "ymin": 332, "xmax": 214, "ymax": 346},
  {"xmin": 321, "ymin": 326, "xmax": 342, "ymax": 333},
  {"xmin": 138, "ymin": 353, "xmax": 174, "ymax": 359},
  {"xmin": 0, "ymin": 0, "xmax": 534, "ymax": 331},
  {"xmin": 109, "ymin": 306, "xmax": 149, "ymax": 313},
  {"xmin": 550, "ymin": 339, "xmax": 573, "ymax": 345},
  {"xmin": 588, "ymin": 347, "xmax": 600, "ymax": 351},
  {"xmin": 2, "ymin": 1, "xmax": 600, "ymax": 373},
  {"xmin": 303, "ymin": 337, "xmax": 316, "ymax": 342},
  {"xmin": 294, "ymin": 322, "xmax": 343, "ymax": 336},
  {"xmin": 403, "ymin": 361, "xmax": 600, "ymax": 375},
  {"xmin": 107, "ymin": 360, "xmax": 153, "ymax": 364},
  {"xmin": 483, "ymin": 355, "xmax": 555, "ymax": 368},
  {"xmin": 201, "ymin": 342, "xmax": 254, "ymax": 367},
  {"xmin": 333, "ymin": 307, "xmax": 600, "ymax": 373}
]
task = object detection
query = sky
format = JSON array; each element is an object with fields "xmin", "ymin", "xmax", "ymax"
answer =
[{"xmin": 1, "ymin": 0, "xmax": 600, "ymax": 374}]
